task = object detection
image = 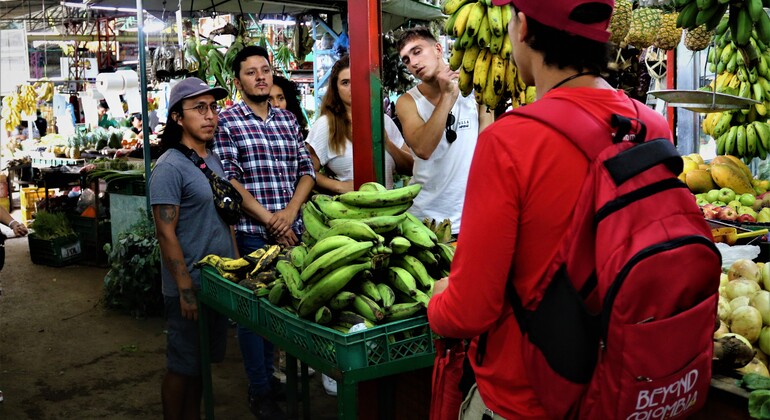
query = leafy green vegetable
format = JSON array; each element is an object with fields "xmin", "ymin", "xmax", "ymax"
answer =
[
  {"xmin": 750, "ymin": 390, "xmax": 770, "ymax": 419},
  {"xmin": 743, "ymin": 374, "xmax": 770, "ymax": 391},
  {"xmin": 29, "ymin": 211, "xmax": 75, "ymax": 240},
  {"xmin": 102, "ymin": 211, "xmax": 163, "ymax": 317}
]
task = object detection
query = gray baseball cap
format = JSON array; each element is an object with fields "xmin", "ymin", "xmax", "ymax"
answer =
[{"xmin": 168, "ymin": 77, "xmax": 228, "ymax": 111}]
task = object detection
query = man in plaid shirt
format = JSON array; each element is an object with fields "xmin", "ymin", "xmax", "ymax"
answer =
[{"xmin": 214, "ymin": 45, "xmax": 315, "ymax": 420}]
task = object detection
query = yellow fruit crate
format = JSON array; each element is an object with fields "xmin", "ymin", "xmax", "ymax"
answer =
[
  {"xmin": 0, "ymin": 197, "xmax": 9, "ymax": 212},
  {"xmin": 20, "ymin": 187, "xmax": 57, "ymax": 208}
]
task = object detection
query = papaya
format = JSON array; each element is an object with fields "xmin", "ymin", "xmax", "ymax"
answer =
[
  {"xmin": 710, "ymin": 163, "xmax": 755, "ymax": 194},
  {"xmin": 713, "ymin": 155, "xmax": 753, "ymax": 180},
  {"xmin": 685, "ymin": 169, "xmax": 716, "ymax": 193}
]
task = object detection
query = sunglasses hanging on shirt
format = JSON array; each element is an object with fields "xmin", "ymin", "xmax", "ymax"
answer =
[{"xmin": 446, "ymin": 112, "xmax": 457, "ymax": 143}]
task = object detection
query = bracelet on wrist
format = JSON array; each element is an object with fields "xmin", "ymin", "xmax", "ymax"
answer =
[{"xmin": 8, "ymin": 220, "xmax": 18, "ymax": 228}]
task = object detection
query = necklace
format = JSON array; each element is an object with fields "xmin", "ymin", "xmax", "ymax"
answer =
[{"xmin": 550, "ymin": 71, "xmax": 600, "ymax": 91}]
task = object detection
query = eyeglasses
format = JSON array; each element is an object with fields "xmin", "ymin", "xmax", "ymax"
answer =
[
  {"xmin": 183, "ymin": 103, "xmax": 221, "ymax": 115},
  {"xmin": 446, "ymin": 112, "xmax": 457, "ymax": 143}
]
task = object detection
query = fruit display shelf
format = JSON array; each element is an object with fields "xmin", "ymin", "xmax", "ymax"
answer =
[{"xmin": 198, "ymin": 266, "xmax": 436, "ymax": 420}]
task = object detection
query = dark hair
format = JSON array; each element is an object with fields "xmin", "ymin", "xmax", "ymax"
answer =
[
  {"xmin": 396, "ymin": 26, "xmax": 437, "ymax": 54},
  {"xmin": 160, "ymin": 102, "xmax": 184, "ymax": 152},
  {"xmin": 98, "ymin": 101, "xmax": 109, "ymax": 110},
  {"xmin": 131, "ymin": 113, "xmax": 142, "ymax": 122},
  {"xmin": 514, "ymin": 4, "xmax": 610, "ymax": 74},
  {"xmin": 272, "ymin": 75, "xmax": 308, "ymax": 133},
  {"xmin": 319, "ymin": 54, "xmax": 351, "ymax": 155},
  {"xmin": 233, "ymin": 45, "xmax": 270, "ymax": 77}
]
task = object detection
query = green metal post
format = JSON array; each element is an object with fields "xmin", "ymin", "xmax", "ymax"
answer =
[{"xmin": 136, "ymin": 0, "xmax": 152, "ymax": 214}]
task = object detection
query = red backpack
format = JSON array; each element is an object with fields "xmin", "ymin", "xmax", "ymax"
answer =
[{"xmin": 500, "ymin": 97, "xmax": 721, "ymax": 419}]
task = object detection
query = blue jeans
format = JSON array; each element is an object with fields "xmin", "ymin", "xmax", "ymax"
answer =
[{"xmin": 236, "ymin": 231, "xmax": 275, "ymax": 397}]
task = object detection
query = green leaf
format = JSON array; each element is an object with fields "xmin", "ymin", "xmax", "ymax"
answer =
[{"xmin": 749, "ymin": 390, "xmax": 770, "ymax": 419}]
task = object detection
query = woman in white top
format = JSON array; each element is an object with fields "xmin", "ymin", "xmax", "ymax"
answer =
[{"xmin": 306, "ymin": 55, "xmax": 413, "ymax": 194}]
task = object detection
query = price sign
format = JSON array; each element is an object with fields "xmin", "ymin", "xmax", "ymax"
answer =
[{"xmin": 59, "ymin": 242, "xmax": 81, "ymax": 259}]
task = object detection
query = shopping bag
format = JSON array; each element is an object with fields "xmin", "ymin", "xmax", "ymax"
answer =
[{"xmin": 430, "ymin": 338, "xmax": 466, "ymax": 420}]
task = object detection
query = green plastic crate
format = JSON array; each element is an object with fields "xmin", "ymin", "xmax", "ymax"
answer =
[
  {"xmin": 107, "ymin": 179, "xmax": 146, "ymax": 196},
  {"xmin": 28, "ymin": 234, "xmax": 82, "ymax": 267},
  {"xmin": 259, "ymin": 299, "xmax": 435, "ymax": 372},
  {"xmin": 67, "ymin": 215, "xmax": 111, "ymax": 265},
  {"xmin": 199, "ymin": 266, "xmax": 259, "ymax": 327}
]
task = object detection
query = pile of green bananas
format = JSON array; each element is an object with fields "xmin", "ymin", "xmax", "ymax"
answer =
[
  {"xmin": 197, "ymin": 244, "xmax": 284, "ymax": 286},
  {"xmin": 258, "ymin": 183, "xmax": 455, "ymax": 332},
  {"xmin": 702, "ymin": 17, "xmax": 770, "ymax": 160},
  {"xmin": 443, "ymin": 0, "xmax": 532, "ymax": 110},
  {"xmin": 675, "ymin": 0, "xmax": 770, "ymax": 47}
]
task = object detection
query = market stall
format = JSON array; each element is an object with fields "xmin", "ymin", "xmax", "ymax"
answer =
[{"xmin": 7, "ymin": 0, "xmax": 770, "ymax": 417}]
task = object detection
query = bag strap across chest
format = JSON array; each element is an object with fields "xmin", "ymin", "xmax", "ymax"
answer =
[{"xmin": 174, "ymin": 144, "xmax": 220, "ymax": 181}]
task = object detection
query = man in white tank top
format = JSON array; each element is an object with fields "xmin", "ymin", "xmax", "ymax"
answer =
[{"xmin": 396, "ymin": 27, "xmax": 494, "ymax": 236}]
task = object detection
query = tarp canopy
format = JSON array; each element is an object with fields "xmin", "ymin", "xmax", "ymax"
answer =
[{"xmin": 0, "ymin": 0, "xmax": 441, "ymax": 24}]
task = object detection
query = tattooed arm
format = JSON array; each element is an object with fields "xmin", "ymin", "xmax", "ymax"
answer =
[{"xmin": 153, "ymin": 204, "xmax": 198, "ymax": 321}]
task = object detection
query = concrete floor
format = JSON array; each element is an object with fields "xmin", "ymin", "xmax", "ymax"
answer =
[{"xmin": 0, "ymin": 208, "xmax": 338, "ymax": 419}]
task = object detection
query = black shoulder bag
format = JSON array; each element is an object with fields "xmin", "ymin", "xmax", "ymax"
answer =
[{"xmin": 174, "ymin": 145, "xmax": 243, "ymax": 225}]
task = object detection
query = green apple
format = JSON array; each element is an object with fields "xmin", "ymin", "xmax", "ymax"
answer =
[
  {"xmin": 695, "ymin": 193, "xmax": 706, "ymax": 201},
  {"xmin": 696, "ymin": 198, "xmax": 710, "ymax": 206},
  {"xmin": 718, "ymin": 188, "xmax": 737, "ymax": 203},
  {"xmin": 739, "ymin": 206, "xmax": 758, "ymax": 218},
  {"xmin": 713, "ymin": 201, "xmax": 727, "ymax": 206},
  {"xmin": 740, "ymin": 193, "xmax": 757, "ymax": 207},
  {"xmin": 758, "ymin": 208, "xmax": 770, "ymax": 223},
  {"xmin": 706, "ymin": 189, "xmax": 721, "ymax": 203},
  {"xmin": 728, "ymin": 200, "xmax": 742, "ymax": 210}
]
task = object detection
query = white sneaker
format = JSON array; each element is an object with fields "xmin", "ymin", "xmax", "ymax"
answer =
[{"xmin": 320, "ymin": 323, "xmax": 367, "ymax": 397}]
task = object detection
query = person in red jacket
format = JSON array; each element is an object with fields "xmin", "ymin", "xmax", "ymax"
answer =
[{"xmin": 427, "ymin": 0, "xmax": 670, "ymax": 418}]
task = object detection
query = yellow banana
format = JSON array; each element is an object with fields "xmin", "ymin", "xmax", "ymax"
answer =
[
  {"xmin": 483, "ymin": 71, "xmax": 500, "ymax": 110},
  {"xmin": 487, "ymin": 5, "xmax": 504, "ymax": 38},
  {"xmin": 473, "ymin": 48, "xmax": 491, "ymax": 94},
  {"xmin": 465, "ymin": 2, "xmax": 486, "ymax": 38},
  {"xmin": 501, "ymin": 33, "xmax": 512, "ymax": 60},
  {"xmin": 462, "ymin": 44, "xmax": 481, "ymax": 72},
  {"xmin": 453, "ymin": 3, "xmax": 475, "ymax": 38},
  {"xmin": 442, "ymin": 0, "xmax": 474, "ymax": 15},
  {"xmin": 449, "ymin": 45, "xmax": 464, "ymax": 70},
  {"xmin": 459, "ymin": 67, "xmax": 474, "ymax": 97},
  {"xmin": 489, "ymin": 53, "xmax": 506, "ymax": 96},
  {"xmin": 477, "ymin": 15, "xmax": 491, "ymax": 47}
]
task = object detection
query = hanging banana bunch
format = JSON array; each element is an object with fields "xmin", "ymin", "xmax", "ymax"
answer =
[
  {"xmin": 442, "ymin": 0, "xmax": 533, "ymax": 111},
  {"xmin": 674, "ymin": 0, "xmax": 770, "ymax": 47},
  {"xmin": 702, "ymin": 16, "xmax": 770, "ymax": 161}
]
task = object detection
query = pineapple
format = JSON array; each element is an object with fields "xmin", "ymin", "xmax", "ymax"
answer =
[
  {"xmin": 683, "ymin": 25, "xmax": 714, "ymax": 51},
  {"xmin": 609, "ymin": 0, "xmax": 633, "ymax": 45},
  {"xmin": 653, "ymin": 12, "xmax": 682, "ymax": 51},
  {"xmin": 624, "ymin": 7, "xmax": 661, "ymax": 49}
]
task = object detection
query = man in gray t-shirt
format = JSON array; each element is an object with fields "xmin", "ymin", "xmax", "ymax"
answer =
[{"xmin": 148, "ymin": 77, "xmax": 235, "ymax": 418}]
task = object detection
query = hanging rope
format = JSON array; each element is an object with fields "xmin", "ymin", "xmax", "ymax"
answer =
[{"xmin": 645, "ymin": 47, "xmax": 667, "ymax": 91}]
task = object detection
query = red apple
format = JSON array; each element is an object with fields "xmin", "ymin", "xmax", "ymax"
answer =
[
  {"xmin": 738, "ymin": 214, "xmax": 757, "ymax": 223},
  {"xmin": 719, "ymin": 206, "xmax": 739, "ymax": 221},
  {"xmin": 701, "ymin": 203, "xmax": 720, "ymax": 219}
]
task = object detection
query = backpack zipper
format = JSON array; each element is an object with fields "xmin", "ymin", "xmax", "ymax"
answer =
[{"xmin": 599, "ymin": 235, "xmax": 719, "ymax": 344}]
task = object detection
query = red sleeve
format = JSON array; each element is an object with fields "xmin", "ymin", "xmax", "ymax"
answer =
[{"xmin": 427, "ymin": 122, "xmax": 521, "ymax": 338}]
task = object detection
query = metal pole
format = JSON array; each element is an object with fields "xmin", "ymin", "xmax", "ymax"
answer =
[{"xmin": 136, "ymin": 0, "xmax": 152, "ymax": 215}]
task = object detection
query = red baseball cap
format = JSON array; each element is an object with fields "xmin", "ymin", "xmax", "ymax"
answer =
[{"xmin": 491, "ymin": 0, "xmax": 614, "ymax": 43}]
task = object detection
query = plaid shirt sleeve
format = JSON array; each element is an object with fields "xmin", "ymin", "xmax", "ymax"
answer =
[{"xmin": 213, "ymin": 123, "xmax": 245, "ymax": 182}]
